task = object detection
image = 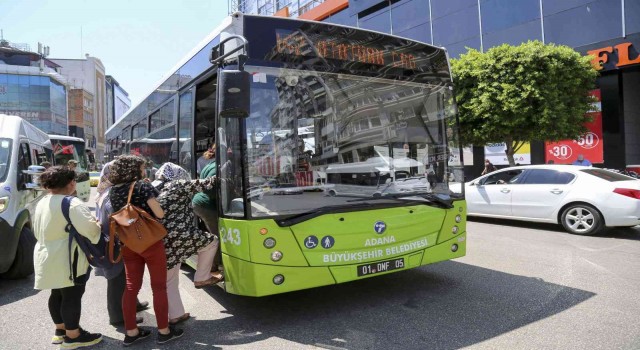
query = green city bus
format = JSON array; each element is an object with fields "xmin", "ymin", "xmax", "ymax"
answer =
[{"xmin": 106, "ymin": 13, "xmax": 466, "ymax": 296}]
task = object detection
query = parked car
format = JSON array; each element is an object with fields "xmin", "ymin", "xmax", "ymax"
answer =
[
  {"xmin": 381, "ymin": 176, "xmax": 431, "ymax": 194},
  {"xmin": 248, "ymin": 186, "xmax": 264, "ymax": 200},
  {"xmin": 89, "ymin": 172, "xmax": 100, "ymax": 187},
  {"xmin": 271, "ymin": 183, "xmax": 303, "ymax": 195},
  {"xmin": 460, "ymin": 165, "xmax": 640, "ymax": 235}
]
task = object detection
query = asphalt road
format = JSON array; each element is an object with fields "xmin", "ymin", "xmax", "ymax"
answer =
[{"xmin": 1, "ymin": 188, "xmax": 639, "ymax": 349}]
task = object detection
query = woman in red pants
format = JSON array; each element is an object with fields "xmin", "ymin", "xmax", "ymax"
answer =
[{"xmin": 108, "ymin": 155, "xmax": 183, "ymax": 346}]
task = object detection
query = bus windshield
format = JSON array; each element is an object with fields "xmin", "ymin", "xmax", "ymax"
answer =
[
  {"xmin": 0, "ymin": 138, "xmax": 11, "ymax": 183},
  {"xmin": 220, "ymin": 66, "xmax": 463, "ymax": 218},
  {"xmin": 51, "ymin": 139, "xmax": 89, "ymax": 172}
]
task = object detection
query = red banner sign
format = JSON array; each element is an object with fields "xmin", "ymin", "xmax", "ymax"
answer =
[{"xmin": 545, "ymin": 90, "xmax": 603, "ymax": 164}]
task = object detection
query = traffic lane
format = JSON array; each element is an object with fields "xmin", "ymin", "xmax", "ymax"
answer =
[
  {"xmin": 161, "ymin": 218, "xmax": 640, "ymax": 350},
  {"xmin": 90, "ymin": 189, "xmax": 640, "ymax": 350},
  {"xmin": 187, "ymin": 261, "xmax": 595, "ymax": 350},
  {"xmin": 2, "ymin": 200, "xmax": 639, "ymax": 349},
  {"xmin": 463, "ymin": 217, "xmax": 640, "ymax": 349}
]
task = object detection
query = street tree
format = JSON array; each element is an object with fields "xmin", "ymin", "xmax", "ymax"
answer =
[{"xmin": 450, "ymin": 40, "xmax": 598, "ymax": 166}]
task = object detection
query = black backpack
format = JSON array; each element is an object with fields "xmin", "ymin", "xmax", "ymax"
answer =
[{"xmin": 61, "ymin": 196, "xmax": 114, "ymax": 280}]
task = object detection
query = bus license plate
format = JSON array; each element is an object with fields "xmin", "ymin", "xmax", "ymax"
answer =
[{"xmin": 357, "ymin": 258, "xmax": 405, "ymax": 277}]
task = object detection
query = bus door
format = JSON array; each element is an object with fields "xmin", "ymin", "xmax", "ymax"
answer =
[{"xmin": 193, "ymin": 75, "xmax": 218, "ymax": 177}]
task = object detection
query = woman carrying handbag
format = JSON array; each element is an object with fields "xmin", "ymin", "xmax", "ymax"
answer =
[
  {"xmin": 108, "ymin": 155, "xmax": 183, "ymax": 346},
  {"xmin": 94, "ymin": 161, "xmax": 149, "ymax": 326},
  {"xmin": 152, "ymin": 163, "xmax": 219, "ymax": 325}
]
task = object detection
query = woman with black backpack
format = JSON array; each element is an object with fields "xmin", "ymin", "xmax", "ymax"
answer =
[{"xmin": 33, "ymin": 166, "xmax": 102, "ymax": 348}]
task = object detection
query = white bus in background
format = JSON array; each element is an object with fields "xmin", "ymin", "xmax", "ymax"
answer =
[
  {"xmin": 46, "ymin": 135, "xmax": 91, "ymax": 202},
  {"xmin": 0, "ymin": 114, "xmax": 51, "ymax": 279},
  {"xmin": 325, "ymin": 156, "xmax": 430, "ymax": 197}
]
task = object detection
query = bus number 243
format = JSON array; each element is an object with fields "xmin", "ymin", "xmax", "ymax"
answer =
[{"xmin": 221, "ymin": 228, "xmax": 241, "ymax": 246}]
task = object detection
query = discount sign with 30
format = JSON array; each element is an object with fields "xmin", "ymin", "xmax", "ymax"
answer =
[{"xmin": 545, "ymin": 90, "xmax": 603, "ymax": 164}]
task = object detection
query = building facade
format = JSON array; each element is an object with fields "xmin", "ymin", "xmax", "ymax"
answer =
[
  {"xmin": 51, "ymin": 55, "xmax": 107, "ymax": 160},
  {"xmin": 67, "ymin": 89, "xmax": 94, "ymax": 142},
  {"xmin": 105, "ymin": 75, "xmax": 131, "ymax": 129},
  {"xmin": 0, "ymin": 45, "xmax": 68, "ymax": 135},
  {"xmin": 236, "ymin": 0, "xmax": 640, "ymax": 173}
]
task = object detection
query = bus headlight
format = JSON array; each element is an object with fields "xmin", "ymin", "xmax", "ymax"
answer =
[
  {"xmin": 451, "ymin": 244, "xmax": 459, "ymax": 252},
  {"xmin": 0, "ymin": 196, "xmax": 9, "ymax": 213},
  {"xmin": 455, "ymin": 215, "xmax": 462, "ymax": 223},
  {"xmin": 452, "ymin": 226, "xmax": 459, "ymax": 234},
  {"xmin": 273, "ymin": 274, "xmax": 285, "ymax": 285},
  {"xmin": 264, "ymin": 238, "xmax": 276, "ymax": 249},
  {"xmin": 271, "ymin": 251, "xmax": 283, "ymax": 262}
]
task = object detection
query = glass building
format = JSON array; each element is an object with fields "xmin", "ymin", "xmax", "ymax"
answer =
[
  {"xmin": 0, "ymin": 46, "xmax": 68, "ymax": 135},
  {"xmin": 234, "ymin": 0, "xmax": 640, "ymax": 173}
]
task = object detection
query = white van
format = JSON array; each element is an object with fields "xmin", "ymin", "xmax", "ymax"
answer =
[{"xmin": 0, "ymin": 114, "xmax": 51, "ymax": 279}]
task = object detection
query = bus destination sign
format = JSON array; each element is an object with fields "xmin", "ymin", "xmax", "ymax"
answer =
[
  {"xmin": 244, "ymin": 15, "xmax": 450, "ymax": 85},
  {"xmin": 275, "ymin": 31, "xmax": 418, "ymax": 70}
]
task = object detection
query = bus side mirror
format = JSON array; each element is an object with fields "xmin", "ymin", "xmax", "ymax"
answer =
[
  {"xmin": 22, "ymin": 165, "xmax": 46, "ymax": 191},
  {"xmin": 219, "ymin": 70, "xmax": 250, "ymax": 118}
]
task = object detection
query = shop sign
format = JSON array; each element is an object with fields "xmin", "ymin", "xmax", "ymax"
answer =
[
  {"xmin": 484, "ymin": 143, "xmax": 531, "ymax": 165},
  {"xmin": 588, "ymin": 42, "xmax": 640, "ymax": 71},
  {"xmin": 545, "ymin": 90, "xmax": 603, "ymax": 164}
]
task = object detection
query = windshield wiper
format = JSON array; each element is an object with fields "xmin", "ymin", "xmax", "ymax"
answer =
[
  {"xmin": 347, "ymin": 192, "xmax": 454, "ymax": 209},
  {"xmin": 277, "ymin": 193, "xmax": 455, "ymax": 227}
]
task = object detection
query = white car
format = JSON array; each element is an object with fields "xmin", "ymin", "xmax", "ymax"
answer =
[{"xmin": 462, "ymin": 165, "xmax": 640, "ymax": 235}]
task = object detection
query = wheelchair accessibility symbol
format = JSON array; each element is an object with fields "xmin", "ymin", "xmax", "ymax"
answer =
[{"xmin": 304, "ymin": 235, "xmax": 319, "ymax": 249}]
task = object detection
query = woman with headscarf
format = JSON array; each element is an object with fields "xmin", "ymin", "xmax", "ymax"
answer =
[
  {"xmin": 94, "ymin": 161, "xmax": 148, "ymax": 327},
  {"xmin": 152, "ymin": 163, "xmax": 218, "ymax": 325},
  {"xmin": 108, "ymin": 155, "xmax": 183, "ymax": 346}
]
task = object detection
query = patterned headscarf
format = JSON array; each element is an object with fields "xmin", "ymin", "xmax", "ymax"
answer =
[
  {"xmin": 107, "ymin": 155, "xmax": 145, "ymax": 185},
  {"xmin": 156, "ymin": 163, "xmax": 191, "ymax": 182},
  {"xmin": 96, "ymin": 161, "xmax": 114, "ymax": 199}
]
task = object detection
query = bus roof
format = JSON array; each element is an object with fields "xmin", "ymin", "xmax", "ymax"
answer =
[
  {"xmin": 48, "ymin": 135, "xmax": 85, "ymax": 142},
  {"xmin": 106, "ymin": 13, "xmax": 448, "ymax": 139},
  {"xmin": 105, "ymin": 15, "xmax": 235, "ymax": 136}
]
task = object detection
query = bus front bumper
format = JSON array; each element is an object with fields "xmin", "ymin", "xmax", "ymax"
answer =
[{"xmin": 222, "ymin": 233, "xmax": 466, "ymax": 297}]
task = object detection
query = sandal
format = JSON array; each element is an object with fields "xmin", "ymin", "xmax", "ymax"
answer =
[
  {"xmin": 169, "ymin": 313, "xmax": 191, "ymax": 326},
  {"xmin": 194, "ymin": 276, "xmax": 221, "ymax": 289}
]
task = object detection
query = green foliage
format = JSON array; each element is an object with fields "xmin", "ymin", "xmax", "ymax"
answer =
[{"xmin": 451, "ymin": 40, "xmax": 598, "ymax": 165}]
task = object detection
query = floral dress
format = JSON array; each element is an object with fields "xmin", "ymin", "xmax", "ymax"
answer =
[{"xmin": 157, "ymin": 177, "xmax": 216, "ymax": 270}]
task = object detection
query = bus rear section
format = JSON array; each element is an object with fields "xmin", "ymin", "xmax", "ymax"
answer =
[{"xmin": 219, "ymin": 203, "xmax": 466, "ymax": 296}]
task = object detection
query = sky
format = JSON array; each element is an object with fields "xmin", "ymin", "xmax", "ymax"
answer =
[{"xmin": 0, "ymin": 0, "xmax": 228, "ymax": 105}]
